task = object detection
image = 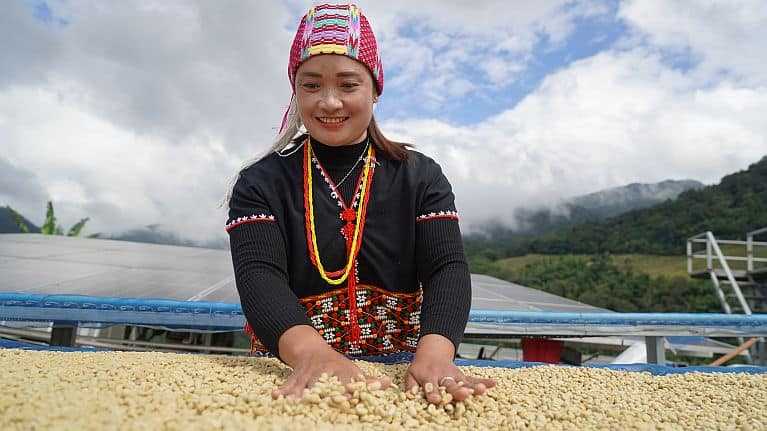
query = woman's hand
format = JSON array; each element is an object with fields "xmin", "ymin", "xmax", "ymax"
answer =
[
  {"xmin": 272, "ymin": 325, "xmax": 391, "ymax": 399},
  {"xmin": 406, "ymin": 334, "xmax": 496, "ymax": 405}
]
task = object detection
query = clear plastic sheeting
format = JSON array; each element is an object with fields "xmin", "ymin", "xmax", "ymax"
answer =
[{"xmin": 0, "ymin": 234, "xmax": 608, "ymax": 314}]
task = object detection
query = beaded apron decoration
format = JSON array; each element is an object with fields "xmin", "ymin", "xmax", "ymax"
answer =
[{"xmin": 244, "ymin": 284, "xmax": 422, "ymax": 356}]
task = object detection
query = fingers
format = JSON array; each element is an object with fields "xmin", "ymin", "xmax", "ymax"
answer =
[
  {"xmin": 273, "ymin": 380, "xmax": 300, "ymax": 400},
  {"xmin": 342, "ymin": 373, "xmax": 387, "ymax": 393},
  {"xmin": 272, "ymin": 373, "xmax": 299, "ymax": 399},
  {"xmin": 365, "ymin": 375, "xmax": 393, "ymax": 390},
  {"xmin": 273, "ymin": 372, "xmax": 315, "ymax": 400},
  {"xmin": 406, "ymin": 373, "xmax": 442, "ymax": 404},
  {"xmin": 469, "ymin": 375, "xmax": 497, "ymax": 388},
  {"xmin": 465, "ymin": 375, "xmax": 497, "ymax": 395},
  {"xmin": 405, "ymin": 373, "xmax": 418, "ymax": 392},
  {"xmin": 441, "ymin": 377, "xmax": 473, "ymax": 402},
  {"xmin": 284, "ymin": 377, "xmax": 309, "ymax": 400},
  {"xmin": 275, "ymin": 368, "xmax": 492, "ymax": 406},
  {"xmin": 422, "ymin": 378, "xmax": 442, "ymax": 405}
]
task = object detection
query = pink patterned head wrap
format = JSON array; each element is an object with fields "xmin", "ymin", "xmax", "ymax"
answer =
[{"xmin": 287, "ymin": 3, "xmax": 384, "ymax": 95}]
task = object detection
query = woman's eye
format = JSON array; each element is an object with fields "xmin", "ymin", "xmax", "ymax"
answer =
[
  {"xmin": 302, "ymin": 83, "xmax": 320, "ymax": 90},
  {"xmin": 341, "ymin": 82, "xmax": 360, "ymax": 90}
]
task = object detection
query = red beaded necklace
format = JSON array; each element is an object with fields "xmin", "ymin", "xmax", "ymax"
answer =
[{"xmin": 303, "ymin": 137, "xmax": 376, "ymax": 342}]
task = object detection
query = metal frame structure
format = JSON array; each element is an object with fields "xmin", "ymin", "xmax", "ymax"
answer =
[
  {"xmin": 3, "ymin": 234, "xmax": 766, "ymax": 365},
  {"xmin": 687, "ymin": 227, "xmax": 767, "ymax": 364},
  {"xmin": 3, "ymin": 293, "xmax": 767, "ymax": 364},
  {"xmin": 747, "ymin": 227, "xmax": 767, "ymax": 273}
]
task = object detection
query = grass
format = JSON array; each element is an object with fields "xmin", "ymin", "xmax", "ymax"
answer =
[
  {"xmin": 496, "ymin": 249, "xmax": 767, "ymax": 279},
  {"xmin": 496, "ymin": 254, "xmax": 690, "ymax": 279},
  {"xmin": 612, "ymin": 255, "xmax": 690, "ymax": 278}
]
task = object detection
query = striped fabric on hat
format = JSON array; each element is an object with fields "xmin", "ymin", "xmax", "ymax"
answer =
[{"xmin": 288, "ymin": 3, "xmax": 384, "ymax": 95}]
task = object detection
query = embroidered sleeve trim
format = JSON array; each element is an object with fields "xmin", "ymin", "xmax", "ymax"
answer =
[
  {"xmin": 416, "ymin": 210, "xmax": 459, "ymax": 222},
  {"xmin": 225, "ymin": 214, "xmax": 276, "ymax": 232}
]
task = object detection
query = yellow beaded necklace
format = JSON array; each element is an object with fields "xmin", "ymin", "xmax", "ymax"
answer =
[{"xmin": 304, "ymin": 139, "xmax": 374, "ymax": 285}]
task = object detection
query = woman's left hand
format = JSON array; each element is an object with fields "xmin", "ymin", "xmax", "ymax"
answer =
[{"xmin": 405, "ymin": 334, "xmax": 496, "ymax": 405}]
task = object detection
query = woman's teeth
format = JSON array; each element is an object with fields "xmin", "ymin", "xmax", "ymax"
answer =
[{"xmin": 318, "ymin": 117, "xmax": 347, "ymax": 124}]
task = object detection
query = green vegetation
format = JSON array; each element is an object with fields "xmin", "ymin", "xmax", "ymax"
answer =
[
  {"xmin": 492, "ymin": 254, "xmax": 689, "ymax": 279},
  {"xmin": 528, "ymin": 157, "xmax": 767, "ymax": 255},
  {"xmin": 465, "ymin": 157, "xmax": 767, "ymax": 313},
  {"xmin": 11, "ymin": 201, "xmax": 90, "ymax": 237},
  {"xmin": 465, "ymin": 156, "xmax": 767, "ymax": 259},
  {"xmin": 471, "ymin": 254, "xmax": 720, "ymax": 313}
]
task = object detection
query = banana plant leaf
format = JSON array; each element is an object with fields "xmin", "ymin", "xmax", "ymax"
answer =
[
  {"xmin": 67, "ymin": 218, "xmax": 90, "ymax": 237},
  {"xmin": 41, "ymin": 201, "xmax": 57, "ymax": 235}
]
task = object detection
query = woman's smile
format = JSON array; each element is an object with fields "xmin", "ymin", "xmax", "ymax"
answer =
[{"xmin": 316, "ymin": 116, "xmax": 349, "ymax": 128}]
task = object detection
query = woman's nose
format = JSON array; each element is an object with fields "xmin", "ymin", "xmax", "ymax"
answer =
[{"xmin": 318, "ymin": 89, "xmax": 343, "ymax": 111}]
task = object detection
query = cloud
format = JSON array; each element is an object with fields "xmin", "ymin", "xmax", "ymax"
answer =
[
  {"xmin": 361, "ymin": 0, "xmax": 612, "ymax": 106},
  {"xmin": 0, "ymin": 1, "xmax": 61, "ymax": 89},
  {"xmin": 2, "ymin": 1, "xmax": 766, "ymax": 242},
  {"xmin": 0, "ymin": 86, "xmax": 230, "ymax": 241},
  {"xmin": 619, "ymin": 0, "xmax": 767, "ymax": 85},
  {"xmin": 0, "ymin": 1, "xmax": 299, "ymax": 240},
  {"xmin": 2, "ymin": 1, "xmax": 295, "ymax": 154},
  {"xmin": 383, "ymin": 47, "xmax": 767, "ymax": 229},
  {"xmin": 0, "ymin": 156, "xmax": 49, "ymax": 219}
]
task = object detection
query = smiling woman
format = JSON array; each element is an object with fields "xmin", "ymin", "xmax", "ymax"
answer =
[
  {"xmin": 224, "ymin": 3, "xmax": 494, "ymax": 407},
  {"xmin": 295, "ymin": 56, "xmax": 374, "ymax": 147}
]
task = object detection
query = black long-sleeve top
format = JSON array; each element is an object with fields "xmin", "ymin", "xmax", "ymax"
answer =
[{"xmin": 226, "ymin": 136, "xmax": 471, "ymax": 358}]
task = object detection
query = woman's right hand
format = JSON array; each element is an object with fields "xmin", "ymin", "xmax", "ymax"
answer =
[{"xmin": 272, "ymin": 325, "xmax": 390, "ymax": 399}]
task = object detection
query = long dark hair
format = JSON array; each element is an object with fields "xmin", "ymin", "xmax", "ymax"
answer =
[{"xmin": 368, "ymin": 116, "xmax": 410, "ymax": 160}]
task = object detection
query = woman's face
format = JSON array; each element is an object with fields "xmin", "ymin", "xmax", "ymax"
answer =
[{"xmin": 295, "ymin": 55, "xmax": 376, "ymax": 147}]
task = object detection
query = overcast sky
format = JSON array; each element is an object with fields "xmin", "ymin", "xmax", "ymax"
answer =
[{"xmin": 1, "ymin": 0, "xmax": 766, "ymax": 242}]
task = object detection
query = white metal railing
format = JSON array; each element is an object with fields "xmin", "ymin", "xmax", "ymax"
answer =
[
  {"xmin": 747, "ymin": 227, "xmax": 767, "ymax": 273},
  {"xmin": 687, "ymin": 231, "xmax": 752, "ymax": 315},
  {"xmin": 688, "ymin": 229, "xmax": 767, "ymax": 276}
]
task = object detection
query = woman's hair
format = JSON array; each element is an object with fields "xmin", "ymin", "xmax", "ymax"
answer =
[{"xmin": 220, "ymin": 98, "xmax": 410, "ymax": 208}]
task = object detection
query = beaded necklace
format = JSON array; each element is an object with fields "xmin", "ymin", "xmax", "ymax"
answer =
[{"xmin": 303, "ymin": 137, "xmax": 376, "ymax": 342}]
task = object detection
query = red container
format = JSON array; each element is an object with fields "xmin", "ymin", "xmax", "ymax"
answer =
[{"xmin": 521, "ymin": 338, "xmax": 563, "ymax": 363}]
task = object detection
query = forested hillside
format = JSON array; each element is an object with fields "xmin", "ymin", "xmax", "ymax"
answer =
[
  {"xmin": 530, "ymin": 156, "xmax": 767, "ymax": 255},
  {"xmin": 466, "ymin": 156, "xmax": 767, "ymax": 259}
]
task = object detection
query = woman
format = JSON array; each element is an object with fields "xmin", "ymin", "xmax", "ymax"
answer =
[{"xmin": 226, "ymin": 3, "xmax": 494, "ymax": 404}]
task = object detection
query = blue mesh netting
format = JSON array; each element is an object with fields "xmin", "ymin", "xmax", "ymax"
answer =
[
  {"xmin": 0, "ymin": 292, "xmax": 245, "ymax": 330},
  {"xmin": 4, "ymin": 292, "xmax": 767, "ymax": 332},
  {"xmin": 2, "ymin": 339, "xmax": 765, "ymax": 375},
  {"xmin": 0, "ymin": 338, "xmax": 107, "ymax": 352},
  {"xmin": 355, "ymin": 352, "xmax": 767, "ymax": 375}
]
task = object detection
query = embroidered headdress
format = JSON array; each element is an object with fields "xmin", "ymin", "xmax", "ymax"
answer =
[
  {"xmin": 288, "ymin": 3, "xmax": 384, "ymax": 95},
  {"xmin": 279, "ymin": 3, "xmax": 384, "ymax": 133}
]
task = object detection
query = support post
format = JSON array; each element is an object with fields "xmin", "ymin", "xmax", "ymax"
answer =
[
  {"xmin": 645, "ymin": 336, "xmax": 665, "ymax": 365},
  {"xmin": 755, "ymin": 339, "xmax": 766, "ymax": 366},
  {"xmin": 50, "ymin": 323, "xmax": 78, "ymax": 347},
  {"xmin": 202, "ymin": 332, "xmax": 213, "ymax": 354}
]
